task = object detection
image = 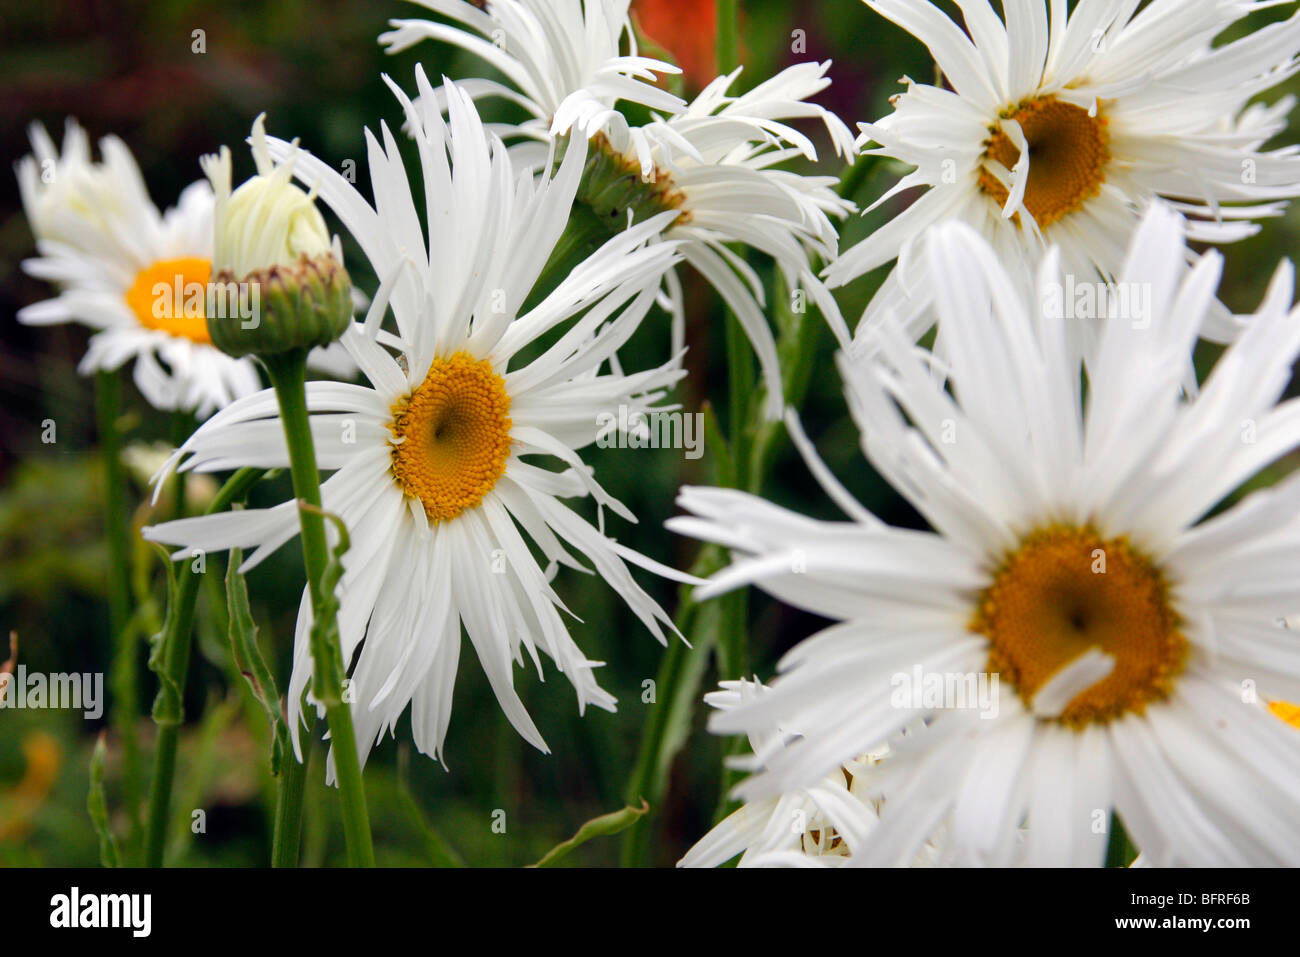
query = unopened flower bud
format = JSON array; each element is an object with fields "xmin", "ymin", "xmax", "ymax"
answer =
[{"xmin": 201, "ymin": 114, "xmax": 352, "ymax": 358}]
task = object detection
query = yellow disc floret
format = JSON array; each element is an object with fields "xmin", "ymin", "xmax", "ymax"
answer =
[
  {"xmin": 979, "ymin": 97, "xmax": 1110, "ymax": 229},
  {"xmin": 971, "ymin": 526, "xmax": 1187, "ymax": 727},
  {"xmin": 1269, "ymin": 699, "xmax": 1300, "ymax": 730},
  {"xmin": 125, "ymin": 257, "xmax": 213, "ymax": 343},
  {"xmin": 389, "ymin": 352, "xmax": 513, "ymax": 523}
]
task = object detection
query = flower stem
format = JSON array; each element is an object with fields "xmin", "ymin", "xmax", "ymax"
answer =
[
  {"xmin": 144, "ymin": 466, "xmax": 264, "ymax": 867},
  {"xmin": 523, "ymin": 201, "xmax": 613, "ymax": 313},
  {"xmin": 95, "ymin": 369, "xmax": 144, "ymax": 861},
  {"xmin": 95, "ymin": 370, "xmax": 133, "ymax": 669},
  {"xmin": 261, "ymin": 349, "xmax": 374, "ymax": 868},
  {"xmin": 717, "ymin": 300, "xmax": 752, "ymax": 683},
  {"xmin": 170, "ymin": 411, "xmax": 194, "ymax": 520},
  {"xmin": 271, "ymin": 710, "xmax": 314, "ymax": 867},
  {"xmin": 716, "ymin": 0, "xmax": 739, "ymax": 75}
]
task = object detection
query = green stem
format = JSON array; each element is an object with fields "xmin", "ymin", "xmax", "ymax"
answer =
[
  {"xmin": 620, "ymin": 550, "xmax": 724, "ymax": 867},
  {"xmin": 271, "ymin": 710, "xmax": 314, "ymax": 867},
  {"xmin": 262, "ymin": 350, "xmax": 374, "ymax": 868},
  {"xmin": 718, "ymin": 307, "xmax": 752, "ymax": 686},
  {"xmin": 95, "ymin": 370, "xmax": 143, "ymax": 863},
  {"xmin": 95, "ymin": 370, "xmax": 132, "ymax": 643},
  {"xmin": 716, "ymin": 0, "xmax": 739, "ymax": 76},
  {"xmin": 170, "ymin": 411, "xmax": 194, "ymax": 520},
  {"xmin": 522, "ymin": 202, "xmax": 613, "ymax": 314},
  {"xmin": 143, "ymin": 466, "xmax": 264, "ymax": 866},
  {"xmin": 144, "ymin": 724, "xmax": 184, "ymax": 867},
  {"xmin": 836, "ymin": 152, "xmax": 879, "ymax": 204},
  {"xmin": 620, "ymin": 600, "xmax": 697, "ymax": 868}
]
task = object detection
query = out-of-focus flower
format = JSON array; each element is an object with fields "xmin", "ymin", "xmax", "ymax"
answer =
[
  {"xmin": 632, "ymin": 0, "xmax": 717, "ymax": 84},
  {"xmin": 16, "ymin": 120, "xmax": 261, "ymax": 417}
]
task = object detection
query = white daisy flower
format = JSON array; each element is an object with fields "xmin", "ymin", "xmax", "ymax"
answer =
[
  {"xmin": 582, "ymin": 61, "xmax": 859, "ymax": 417},
  {"xmin": 144, "ymin": 77, "xmax": 692, "ymax": 769},
  {"xmin": 829, "ymin": 0, "xmax": 1300, "ymax": 358},
  {"xmin": 670, "ymin": 204, "xmax": 1300, "ymax": 866},
  {"xmin": 679, "ymin": 679, "xmax": 904, "ymax": 868},
  {"xmin": 380, "ymin": 0, "xmax": 687, "ymax": 173},
  {"xmin": 381, "ymin": 0, "xmax": 857, "ymax": 416},
  {"xmin": 16, "ymin": 119, "xmax": 262, "ymax": 418}
]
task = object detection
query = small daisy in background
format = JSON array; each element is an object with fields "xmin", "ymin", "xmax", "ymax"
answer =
[
  {"xmin": 830, "ymin": 0, "xmax": 1300, "ymax": 363},
  {"xmin": 145, "ymin": 75, "xmax": 693, "ymax": 770},
  {"xmin": 680, "ymin": 679, "xmax": 912, "ymax": 868},
  {"xmin": 381, "ymin": 0, "xmax": 857, "ymax": 416},
  {"xmin": 671, "ymin": 203, "xmax": 1300, "ymax": 866},
  {"xmin": 16, "ymin": 120, "xmax": 261, "ymax": 418}
]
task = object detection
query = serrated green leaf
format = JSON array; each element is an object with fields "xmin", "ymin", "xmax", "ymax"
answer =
[
  {"xmin": 146, "ymin": 542, "xmax": 184, "ymax": 725},
  {"xmin": 299, "ymin": 502, "xmax": 350, "ymax": 706}
]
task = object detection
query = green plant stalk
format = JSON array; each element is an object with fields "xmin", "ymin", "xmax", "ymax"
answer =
[
  {"xmin": 718, "ymin": 269, "xmax": 831, "ymax": 821},
  {"xmin": 143, "ymin": 573, "xmax": 199, "ymax": 868},
  {"xmin": 621, "ymin": 409, "xmax": 732, "ymax": 866},
  {"xmin": 262, "ymin": 349, "xmax": 374, "ymax": 868},
  {"xmin": 521, "ymin": 202, "xmax": 615, "ymax": 314},
  {"xmin": 95, "ymin": 369, "xmax": 143, "ymax": 860},
  {"xmin": 170, "ymin": 411, "xmax": 194, "ymax": 519},
  {"xmin": 95, "ymin": 370, "xmax": 132, "ymax": 643},
  {"xmin": 718, "ymin": 293, "xmax": 755, "ymax": 688},
  {"xmin": 715, "ymin": 0, "xmax": 753, "ymax": 692},
  {"xmin": 716, "ymin": 0, "xmax": 739, "ymax": 76},
  {"xmin": 143, "ymin": 466, "xmax": 264, "ymax": 867},
  {"xmin": 713, "ymin": 288, "xmax": 754, "ymax": 832},
  {"xmin": 271, "ymin": 713, "xmax": 315, "ymax": 867}
]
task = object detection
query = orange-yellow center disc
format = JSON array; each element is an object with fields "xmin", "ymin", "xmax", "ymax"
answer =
[
  {"xmin": 971, "ymin": 526, "xmax": 1187, "ymax": 726},
  {"xmin": 125, "ymin": 257, "xmax": 213, "ymax": 343},
  {"xmin": 389, "ymin": 352, "xmax": 512, "ymax": 523},
  {"xmin": 1269, "ymin": 699, "xmax": 1300, "ymax": 731},
  {"xmin": 978, "ymin": 97, "xmax": 1110, "ymax": 229}
]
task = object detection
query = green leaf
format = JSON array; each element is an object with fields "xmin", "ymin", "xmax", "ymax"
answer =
[
  {"xmin": 87, "ymin": 733, "xmax": 120, "ymax": 868},
  {"xmin": 227, "ymin": 547, "xmax": 290, "ymax": 775},
  {"xmin": 532, "ymin": 801, "xmax": 650, "ymax": 868}
]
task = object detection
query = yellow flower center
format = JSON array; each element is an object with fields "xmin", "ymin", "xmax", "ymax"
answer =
[
  {"xmin": 124, "ymin": 257, "xmax": 214, "ymax": 343},
  {"xmin": 1269, "ymin": 700, "xmax": 1300, "ymax": 730},
  {"xmin": 389, "ymin": 352, "xmax": 513, "ymax": 523},
  {"xmin": 971, "ymin": 526, "xmax": 1187, "ymax": 727},
  {"xmin": 978, "ymin": 97, "xmax": 1110, "ymax": 229}
]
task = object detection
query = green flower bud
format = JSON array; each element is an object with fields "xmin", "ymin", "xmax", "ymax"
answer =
[
  {"xmin": 576, "ymin": 132, "xmax": 690, "ymax": 230},
  {"xmin": 201, "ymin": 114, "xmax": 352, "ymax": 358}
]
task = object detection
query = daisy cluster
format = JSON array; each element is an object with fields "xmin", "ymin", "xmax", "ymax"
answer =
[{"xmin": 14, "ymin": 0, "xmax": 1300, "ymax": 868}]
